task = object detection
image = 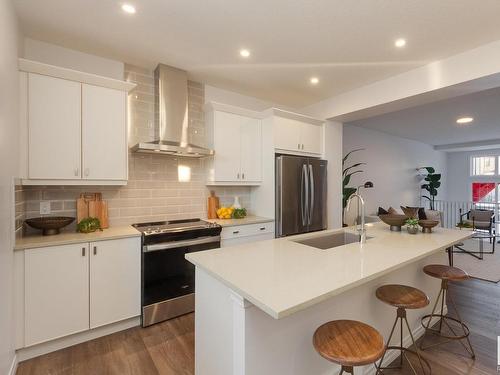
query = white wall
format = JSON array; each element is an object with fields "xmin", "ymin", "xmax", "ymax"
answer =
[
  {"xmin": 205, "ymin": 85, "xmax": 275, "ymax": 111},
  {"xmin": 0, "ymin": 0, "xmax": 20, "ymax": 373},
  {"xmin": 325, "ymin": 121, "xmax": 343, "ymax": 229},
  {"xmin": 343, "ymin": 125, "xmax": 447, "ymax": 219},
  {"xmin": 23, "ymin": 38, "xmax": 124, "ymax": 79},
  {"xmin": 446, "ymin": 148, "xmax": 500, "ymax": 202}
]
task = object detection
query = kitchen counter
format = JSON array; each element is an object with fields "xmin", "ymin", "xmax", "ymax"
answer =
[
  {"xmin": 187, "ymin": 222, "xmax": 471, "ymax": 319},
  {"xmin": 205, "ymin": 215, "xmax": 273, "ymax": 228},
  {"xmin": 14, "ymin": 225, "xmax": 141, "ymax": 250}
]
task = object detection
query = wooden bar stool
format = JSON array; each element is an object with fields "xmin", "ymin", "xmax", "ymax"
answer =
[
  {"xmin": 313, "ymin": 320, "xmax": 384, "ymax": 374},
  {"xmin": 420, "ymin": 264, "xmax": 475, "ymax": 359},
  {"xmin": 376, "ymin": 284, "xmax": 431, "ymax": 374}
]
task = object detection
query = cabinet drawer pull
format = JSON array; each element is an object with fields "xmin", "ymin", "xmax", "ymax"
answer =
[
  {"xmin": 93, "ymin": 246, "xmax": 97, "ymax": 255},
  {"xmin": 260, "ymin": 227, "xmax": 266, "ymax": 231},
  {"xmin": 84, "ymin": 168, "xmax": 90, "ymax": 177},
  {"xmin": 298, "ymin": 143, "xmax": 300, "ymax": 150},
  {"xmin": 242, "ymin": 173, "xmax": 245, "ymax": 179},
  {"xmin": 74, "ymin": 168, "xmax": 79, "ymax": 177},
  {"xmin": 302, "ymin": 144, "xmax": 305, "ymax": 150},
  {"xmin": 237, "ymin": 173, "xmax": 240, "ymax": 179},
  {"xmin": 82, "ymin": 247, "xmax": 86, "ymax": 256},
  {"xmin": 233, "ymin": 230, "xmax": 240, "ymax": 234}
]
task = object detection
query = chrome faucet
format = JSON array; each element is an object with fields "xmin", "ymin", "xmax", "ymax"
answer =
[{"xmin": 346, "ymin": 181, "xmax": 374, "ymax": 244}]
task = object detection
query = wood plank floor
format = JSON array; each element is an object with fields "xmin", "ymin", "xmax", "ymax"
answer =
[{"xmin": 17, "ymin": 278, "xmax": 500, "ymax": 375}]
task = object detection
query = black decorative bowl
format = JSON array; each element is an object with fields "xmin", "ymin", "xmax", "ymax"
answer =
[{"xmin": 25, "ymin": 216, "xmax": 75, "ymax": 236}]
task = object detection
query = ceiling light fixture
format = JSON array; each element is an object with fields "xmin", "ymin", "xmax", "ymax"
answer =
[
  {"xmin": 394, "ymin": 38, "xmax": 406, "ymax": 48},
  {"xmin": 121, "ymin": 4, "xmax": 136, "ymax": 14},
  {"xmin": 310, "ymin": 77, "xmax": 319, "ymax": 85},
  {"xmin": 239, "ymin": 49, "xmax": 250, "ymax": 58},
  {"xmin": 456, "ymin": 117, "xmax": 474, "ymax": 124}
]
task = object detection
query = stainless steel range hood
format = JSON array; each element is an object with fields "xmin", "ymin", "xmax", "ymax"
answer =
[{"xmin": 131, "ymin": 64, "xmax": 214, "ymax": 157}]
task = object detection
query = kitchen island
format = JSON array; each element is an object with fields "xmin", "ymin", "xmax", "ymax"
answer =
[{"xmin": 186, "ymin": 222, "xmax": 471, "ymax": 375}]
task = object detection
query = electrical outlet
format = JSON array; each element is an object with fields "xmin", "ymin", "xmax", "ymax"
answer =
[{"xmin": 40, "ymin": 201, "xmax": 51, "ymax": 215}]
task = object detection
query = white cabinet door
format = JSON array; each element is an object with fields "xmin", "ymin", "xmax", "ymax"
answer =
[
  {"xmin": 273, "ymin": 117, "xmax": 301, "ymax": 151},
  {"xmin": 300, "ymin": 122, "xmax": 323, "ymax": 154},
  {"xmin": 28, "ymin": 73, "xmax": 81, "ymax": 179},
  {"xmin": 90, "ymin": 237, "xmax": 141, "ymax": 329},
  {"xmin": 82, "ymin": 84, "xmax": 127, "ymax": 180},
  {"xmin": 240, "ymin": 118, "xmax": 262, "ymax": 182},
  {"xmin": 213, "ymin": 111, "xmax": 243, "ymax": 181},
  {"xmin": 25, "ymin": 243, "xmax": 89, "ymax": 346}
]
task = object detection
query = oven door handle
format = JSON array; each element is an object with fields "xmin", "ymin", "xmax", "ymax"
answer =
[{"xmin": 143, "ymin": 235, "xmax": 221, "ymax": 252}]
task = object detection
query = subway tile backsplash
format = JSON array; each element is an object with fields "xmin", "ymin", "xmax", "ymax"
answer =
[{"xmin": 18, "ymin": 64, "xmax": 251, "ymax": 234}]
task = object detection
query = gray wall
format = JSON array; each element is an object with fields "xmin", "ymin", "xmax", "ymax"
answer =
[
  {"xmin": 342, "ymin": 124, "xmax": 447, "ymax": 218},
  {"xmin": 0, "ymin": 0, "xmax": 20, "ymax": 373}
]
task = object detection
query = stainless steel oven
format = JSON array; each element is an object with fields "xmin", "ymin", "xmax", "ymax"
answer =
[{"xmin": 133, "ymin": 219, "xmax": 222, "ymax": 327}]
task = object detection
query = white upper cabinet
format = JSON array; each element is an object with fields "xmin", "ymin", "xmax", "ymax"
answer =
[
  {"xmin": 273, "ymin": 116, "xmax": 302, "ymax": 151},
  {"xmin": 82, "ymin": 84, "xmax": 127, "ymax": 181},
  {"xmin": 206, "ymin": 103, "xmax": 262, "ymax": 185},
  {"xmin": 19, "ymin": 59, "xmax": 135, "ymax": 185},
  {"xmin": 269, "ymin": 109, "xmax": 324, "ymax": 155},
  {"xmin": 28, "ymin": 74, "xmax": 82, "ymax": 179}
]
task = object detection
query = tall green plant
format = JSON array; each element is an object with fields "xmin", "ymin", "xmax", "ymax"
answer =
[
  {"xmin": 343, "ymin": 149, "xmax": 365, "ymax": 225},
  {"xmin": 418, "ymin": 166, "xmax": 441, "ymax": 210}
]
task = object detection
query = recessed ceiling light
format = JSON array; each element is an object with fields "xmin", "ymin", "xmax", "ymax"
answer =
[
  {"xmin": 239, "ymin": 49, "xmax": 250, "ymax": 58},
  {"xmin": 394, "ymin": 38, "xmax": 406, "ymax": 48},
  {"xmin": 456, "ymin": 117, "xmax": 474, "ymax": 124},
  {"xmin": 310, "ymin": 77, "xmax": 319, "ymax": 85},
  {"xmin": 121, "ymin": 4, "xmax": 136, "ymax": 14}
]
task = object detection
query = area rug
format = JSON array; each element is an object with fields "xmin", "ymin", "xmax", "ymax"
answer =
[{"xmin": 453, "ymin": 238, "xmax": 500, "ymax": 283}]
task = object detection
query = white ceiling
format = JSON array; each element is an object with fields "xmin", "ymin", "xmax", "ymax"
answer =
[
  {"xmin": 346, "ymin": 86, "xmax": 500, "ymax": 147},
  {"xmin": 14, "ymin": 0, "xmax": 500, "ymax": 108}
]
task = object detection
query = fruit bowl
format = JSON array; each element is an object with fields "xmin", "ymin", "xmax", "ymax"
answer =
[
  {"xmin": 216, "ymin": 207, "xmax": 234, "ymax": 219},
  {"xmin": 25, "ymin": 216, "xmax": 75, "ymax": 236},
  {"xmin": 418, "ymin": 219, "xmax": 440, "ymax": 233},
  {"xmin": 379, "ymin": 214, "xmax": 407, "ymax": 231}
]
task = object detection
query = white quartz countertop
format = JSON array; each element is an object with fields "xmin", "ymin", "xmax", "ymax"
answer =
[
  {"xmin": 186, "ymin": 222, "xmax": 471, "ymax": 319},
  {"xmin": 205, "ymin": 215, "xmax": 274, "ymax": 227},
  {"xmin": 15, "ymin": 225, "xmax": 141, "ymax": 250}
]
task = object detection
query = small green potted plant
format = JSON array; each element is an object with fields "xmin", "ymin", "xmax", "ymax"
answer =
[
  {"xmin": 77, "ymin": 217, "xmax": 102, "ymax": 233},
  {"xmin": 405, "ymin": 218, "xmax": 419, "ymax": 234}
]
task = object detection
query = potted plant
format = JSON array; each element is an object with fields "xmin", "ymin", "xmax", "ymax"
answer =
[
  {"xmin": 405, "ymin": 218, "xmax": 419, "ymax": 234},
  {"xmin": 417, "ymin": 166, "xmax": 441, "ymax": 210},
  {"xmin": 342, "ymin": 148, "xmax": 365, "ymax": 226}
]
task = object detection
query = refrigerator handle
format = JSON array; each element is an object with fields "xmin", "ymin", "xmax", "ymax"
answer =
[
  {"xmin": 308, "ymin": 164, "xmax": 314, "ymax": 225},
  {"xmin": 301, "ymin": 164, "xmax": 308, "ymax": 226}
]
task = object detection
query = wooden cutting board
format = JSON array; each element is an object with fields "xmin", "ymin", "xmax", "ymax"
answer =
[
  {"xmin": 207, "ymin": 191, "xmax": 219, "ymax": 219},
  {"xmin": 77, "ymin": 192, "xmax": 109, "ymax": 228}
]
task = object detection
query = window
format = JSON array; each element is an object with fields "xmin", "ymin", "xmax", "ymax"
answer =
[{"xmin": 471, "ymin": 156, "xmax": 496, "ymax": 176}]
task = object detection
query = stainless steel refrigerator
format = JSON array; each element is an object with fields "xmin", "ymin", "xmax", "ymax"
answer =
[{"xmin": 275, "ymin": 155, "xmax": 327, "ymax": 237}]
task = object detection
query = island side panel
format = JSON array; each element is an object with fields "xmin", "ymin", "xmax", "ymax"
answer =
[
  {"xmin": 195, "ymin": 268, "xmax": 235, "ymax": 375},
  {"xmin": 242, "ymin": 251, "xmax": 445, "ymax": 375}
]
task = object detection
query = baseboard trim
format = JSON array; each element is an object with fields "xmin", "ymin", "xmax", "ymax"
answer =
[
  {"xmin": 16, "ymin": 316, "xmax": 140, "ymax": 362},
  {"xmin": 8, "ymin": 354, "xmax": 18, "ymax": 375},
  {"xmin": 363, "ymin": 306, "xmax": 448, "ymax": 375}
]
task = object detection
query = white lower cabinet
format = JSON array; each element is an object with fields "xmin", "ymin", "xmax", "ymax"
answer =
[
  {"xmin": 23, "ymin": 236, "xmax": 140, "ymax": 347},
  {"xmin": 90, "ymin": 238, "xmax": 141, "ymax": 329},
  {"xmin": 25, "ymin": 243, "xmax": 90, "ymax": 346},
  {"xmin": 220, "ymin": 221, "xmax": 275, "ymax": 247}
]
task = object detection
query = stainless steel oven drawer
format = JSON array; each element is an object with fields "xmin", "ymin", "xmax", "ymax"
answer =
[{"xmin": 142, "ymin": 293, "xmax": 195, "ymax": 327}]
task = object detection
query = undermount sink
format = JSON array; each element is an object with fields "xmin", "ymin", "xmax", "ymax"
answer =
[{"xmin": 293, "ymin": 231, "xmax": 372, "ymax": 250}]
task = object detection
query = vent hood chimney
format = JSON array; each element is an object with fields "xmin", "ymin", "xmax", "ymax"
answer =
[{"xmin": 131, "ymin": 64, "xmax": 214, "ymax": 157}]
